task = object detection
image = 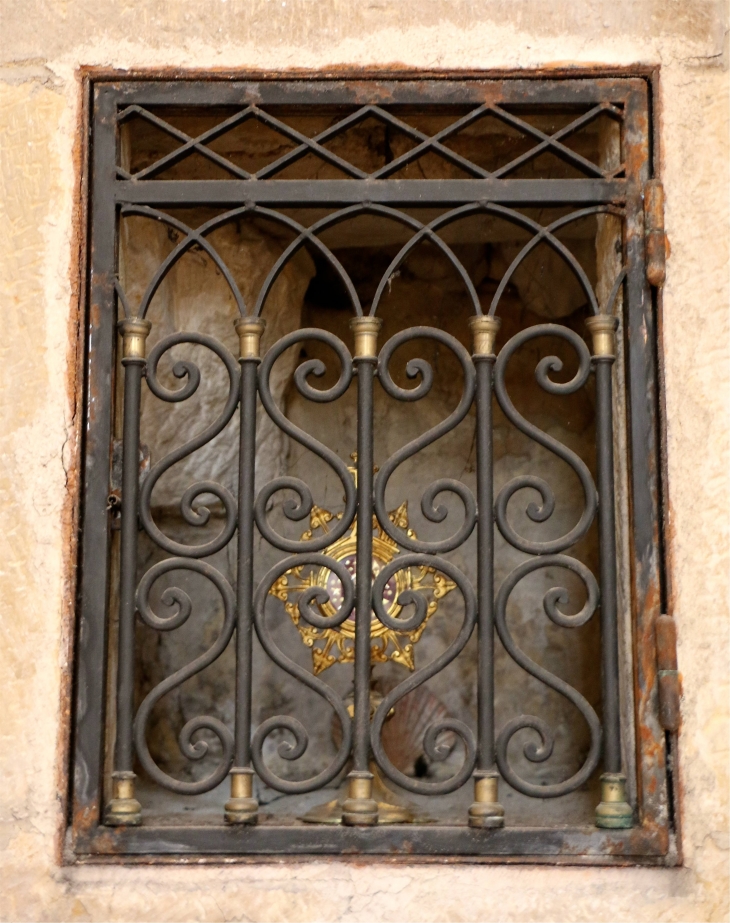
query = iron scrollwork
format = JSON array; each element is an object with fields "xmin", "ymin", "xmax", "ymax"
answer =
[
  {"xmin": 374, "ymin": 327, "xmax": 477, "ymax": 554},
  {"xmin": 493, "ymin": 324, "xmax": 602, "ymax": 797},
  {"xmin": 370, "ymin": 554, "xmax": 478, "ymax": 795},
  {"xmin": 493, "ymin": 324, "xmax": 596, "ymax": 555},
  {"xmin": 494, "ymin": 555, "xmax": 602, "ymax": 798},
  {"xmin": 254, "ymin": 329, "xmax": 356, "ymax": 553},
  {"xmin": 251, "ymin": 554, "xmax": 354, "ymax": 794},
  {"xmin": 140, "ymin": 332, "xmax": 241, "ymax": 558},
  {"xmin": 250, "ymin": 329, "xmax": 358, "ymax": 791},
  {"xmin": 132, "ymin": 333, "xmax": 241, "ymax": 794},
  {"xmin": 369, "ymin": 328, "xmax": 479, "ymax": 795},
  {"xmin": 133, "ymin": 559, "xmax": 236, "ymax": 795}
]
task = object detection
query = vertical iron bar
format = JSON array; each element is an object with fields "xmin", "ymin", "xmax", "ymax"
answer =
[
  {"xmin": 343, "ymin": 316, "xmax": 381, "ymax": 825},
  {"xmin": 226, "ymin": 318, "xmax": 265, "ymax": 824},
  {"xmin": 235, "ymin": 361, "xmax": 257, "ymax": 768},
  {"xmin": 595, "ymin": 356, "xmax": 621, "ymax": 773},
  {"xmin": 588, "ymin": 315, "xmax": 632, "ymax": 828},
  {"xmin": 475, "ymin": 357, "xmax": 496, "ymax": 770},
  {"xmin": 468, "ymin": 316, "xmax": 504, "ymax": 828},
  {"xmin": 115, "ymin": 359, "xmax": 144, "ymax": 773},
  {"xmin": 105, "ymin": 315, "xmax": 150, "ymax": 826},
  {"xmin": 353, "ymin": 358, "xmax": 375, "ymax": 773}
]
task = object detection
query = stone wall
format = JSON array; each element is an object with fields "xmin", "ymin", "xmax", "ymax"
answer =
[{"xmin": 0, "ymin": 1, "xmax": 728, "ymax": 920}]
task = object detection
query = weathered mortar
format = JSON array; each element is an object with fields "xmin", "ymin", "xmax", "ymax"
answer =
[{"xmin": 0, "ymin": 0, "xmax": 728, "ymax": 919}]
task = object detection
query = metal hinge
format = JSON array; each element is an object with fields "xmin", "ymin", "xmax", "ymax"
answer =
[
  {"xmin": 644, "ymin": 180, "xmax": 666, "ymax": 287},
  {"xmin": 655, "ymin": 614, "xmax": 680, "ymax": 731}
]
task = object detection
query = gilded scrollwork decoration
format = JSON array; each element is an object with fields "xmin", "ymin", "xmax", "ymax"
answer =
[{"xmin": 269, "ymin": 466, "xmax": 457, "ymax": 675}]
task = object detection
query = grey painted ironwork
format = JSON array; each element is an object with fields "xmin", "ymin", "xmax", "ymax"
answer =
[{"xmin": 72, "ymin": 76, "xmax": 671, "ymax": 860}]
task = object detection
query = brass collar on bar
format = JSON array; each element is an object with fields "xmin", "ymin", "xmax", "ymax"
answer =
[
  {"xmin": 469, "ymin": 315, "xmax": 501, "ymax": 357},
  {"xmin": 585, "ymin": 314, "xmax": 618, "ymax": 357},
  {"xmin": 234, "ymin": 317, "xmax": 266, "ymax": 360},
  {"xmin": 350, "ymin": 316, "xmax": 383, "ymax": 359},
  {"xmin": 119, "ymin": 318, "xmax": 152, "ymax": 360}
]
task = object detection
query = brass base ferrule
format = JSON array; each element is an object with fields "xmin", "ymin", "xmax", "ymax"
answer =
[
  {"xmin": 234, "ymin": 317, "xmax": 266, "ymax": 360},
  {"xmin": 585, "ymin": 315, "xmax": 618, "ymax": 358},
  {"xmin": 224, "ymin": 768, "xmax": 259, "ymax": 825},
  {"xmin": 350, "ymin": 316, "xmax": 382, "ymax": 359},
  {"xmin": 469, "ymin": 315, "xmax": 501, "ymax": 357},
  {"xmin": 104, "ymin": 771, "xmax": 142, "ymax": 826},
  {"xmin": 468, "ymin": 771, "xmax": 505, "ymax": 829},
  {"xmin": 119, "ymin": 318, "xmax": 152, "ymax": 360},
  {"xmin": 341, "ymin": 771, "xmax": 378, "ymax": 826},
  {"xmin": 595, "ymin": 772, "xmax": 633, "ymax": 828}
]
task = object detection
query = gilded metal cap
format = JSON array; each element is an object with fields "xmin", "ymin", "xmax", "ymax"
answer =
[
  {"xmin": 595, "ymin": 772, "xmax": 633, "ymax": 828},
  {"xmin": 350, "ymin": 316, "xmax": 383, "ymax": 359},
  {"xmin": 585, "ymin": 315, "xmax": 618, "ymax": 357},
  {"xmin": 342, "ymin": 771, "xmax": 378, "ymax": 826},
  {"xmin": 468, "ymin": 770, "xmax": 505, "ymax": 829},
  {"xmin": 469, "ymin": 315, "xmax": 501, "ymax": 356},
  {"xmin": 118, "ymin": 318, "xmax": 152, "ymax": 360},
  {"xmin": 104, "ymin": 770, "xmax": 142, "ymax": 826},
  {"xmin": 234, "ymin": 317, "xmax": 266, "ymax": 360},
  {"xmin": 224, "ymin": 767, "xmax": 258, "ymax": 825}
]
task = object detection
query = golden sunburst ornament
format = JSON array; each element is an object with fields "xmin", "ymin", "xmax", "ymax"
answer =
[{"xmin": 269, "ymin": 466, "xmax": 456, "ymax": 675}]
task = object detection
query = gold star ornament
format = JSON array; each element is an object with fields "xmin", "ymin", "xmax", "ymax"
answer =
[{"xmin": 269, "ymin": 499, "xmax": 456, "ymax": 675}]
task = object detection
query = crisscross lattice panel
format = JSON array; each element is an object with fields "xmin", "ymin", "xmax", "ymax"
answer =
[{"xmin": 119, "ymin": 100, "xmax": 624, "ymax": 182}]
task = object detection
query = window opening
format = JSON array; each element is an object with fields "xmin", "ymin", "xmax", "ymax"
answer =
[{"xmin": 72, "ymin": 77, "xmax": 670, "ymax": 860}]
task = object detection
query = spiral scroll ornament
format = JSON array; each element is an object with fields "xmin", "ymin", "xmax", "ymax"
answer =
[
  {"xmin": 251, "ymin": 555, "xmax": 355, "ymax": 794},
  {"xmin": 374, "ymin": 327, "xmax": 477, "ymax": 555},
  {"xmin": 133, "ymin": 558, "xmax": 236, "ymax": 795},
  {"xmin": 493, "ymin": 324, "xmax": 596, "ymax": 554},
  {"xmin": 140, "ymin": 332, "xmax": 240, "ymax": 558},
  {"xmin": 255, "ymin": 329, "xmax": 357, "ymax": 553},
  {"xmin": 494, "ymin": 555, "xmax": 602, "ymax": 797},
  {"xmin": 370, "ymin": 555, "xmax": 477, "ymax": 795}
]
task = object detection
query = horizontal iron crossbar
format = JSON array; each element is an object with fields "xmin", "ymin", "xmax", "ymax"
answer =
[
  {"xmin": 102, "ymin": 78, "xmax": 639, "ymax": 108},
  {"xmin": 115, "ymin": 178, "xmax": 625, "ymax": 207},
  {"xmin": 76, "ymin": 823, "xmax": 666, "ymax": 859}
]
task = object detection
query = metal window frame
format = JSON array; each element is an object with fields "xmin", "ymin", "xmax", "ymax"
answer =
[{"xmin": 69, "ymin": 72, "xmax": 674, "ymax": 864}]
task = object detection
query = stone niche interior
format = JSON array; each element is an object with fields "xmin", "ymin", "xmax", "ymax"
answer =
[{"xmin": 110, "ymin": 108, "xmax": 632, "ymax": 827}]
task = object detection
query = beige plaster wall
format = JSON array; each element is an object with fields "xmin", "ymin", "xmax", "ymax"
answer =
[{"xmin": 0, "ymin": 1, "xmax": 728, "ymax": 920}]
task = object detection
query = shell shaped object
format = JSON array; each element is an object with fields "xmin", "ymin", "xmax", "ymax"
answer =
[
  {"xmin": 380, "ymin": 685, "xmax": 458, "ymax": 776},
  {"xmin": 329, "ymin": 685, "xmax": 456, "ymax": 778}
]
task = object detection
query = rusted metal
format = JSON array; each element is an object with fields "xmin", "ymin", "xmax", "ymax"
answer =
[
  {"xmin": 621, "ymin": 80, "xmax": 670, "ymax": 850},
  {"xmin": 649, "ymin": 66, "xmax": 682, "ymax": 862},
  {"xmin": 644, "ymin": 180, "xmax": 666, "ymax": 287},
  {"xmin": 655, "ymin": 615, "xmax": 680, "ymax": 732},
  {"xmin": 78, "ymin": 64, "xmax": 662, "ymax": 86},
  {"xmin": 74, "ymin": 820, "xmax": 669, "ymax": 859}
]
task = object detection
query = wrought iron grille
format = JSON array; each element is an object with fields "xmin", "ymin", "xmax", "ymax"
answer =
[{"xmin": 71, "ymin": 76, "xmax": 671, "ymax": 861}]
